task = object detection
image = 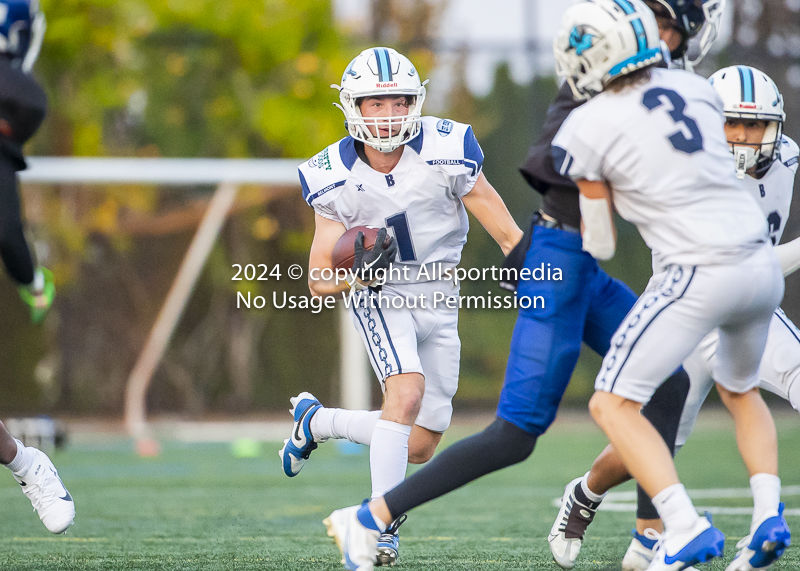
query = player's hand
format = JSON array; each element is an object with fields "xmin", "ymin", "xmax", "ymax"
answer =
[{"xmin": 352, "ymin": 227, "xmax": 397, "ymax": 285}]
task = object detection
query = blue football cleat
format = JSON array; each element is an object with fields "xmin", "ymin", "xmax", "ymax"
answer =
[
  {"xmin": 278, "ymin": 392, "xmax": 323, "ymax": 477},
  {"xmin": 725, "ymin": 503, "xmax": 791, "ymax": 571},
  {"xmin": 647, "ymin": 513, "xmax": 725, "ymax": 570},
  {"xmin": 376, "ymin": 514, "xmax": 407, "ymax": 566}
]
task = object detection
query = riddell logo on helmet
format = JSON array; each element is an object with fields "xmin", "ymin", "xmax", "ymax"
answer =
[
  {"xmin": 376, "ymin": 82, "xmax": 398, "ymax": 88},
  {"xmin": 737, "ymin": 103, "xmax": 758, "ymax": 109}
]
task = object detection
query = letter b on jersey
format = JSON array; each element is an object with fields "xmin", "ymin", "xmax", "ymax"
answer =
[{"xmin": 385, "ymin": 174, "xmax": 395, "ymax": 187}]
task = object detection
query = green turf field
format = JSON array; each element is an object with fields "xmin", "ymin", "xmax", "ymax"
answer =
[{"xmin": 0, "ymin": 412, "xmax": 798, "ymax": 570}]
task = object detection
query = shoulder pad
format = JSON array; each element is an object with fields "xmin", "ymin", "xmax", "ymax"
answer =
[{"xmin": 298, "ymin": 138, "xmax": 354, "ymax": 206}]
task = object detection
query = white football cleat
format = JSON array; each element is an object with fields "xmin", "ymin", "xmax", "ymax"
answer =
[
  {"xmin": 13, "ymin": 448, "xmax": 75, "ymax": 534},
  {"xmin": 324, "ymin": 502, "xmax": 381, "ymax": 571},
  {"xmin": 621, "ymin": 530, "xmax": 698, "ymax": 571},
  {"xmin": 548, "ymin": 476, "xmax": 599, "ymax": 569},
  {"xmin": 622, "ymin": 530, "xmax": 659, "ymax": 571}
]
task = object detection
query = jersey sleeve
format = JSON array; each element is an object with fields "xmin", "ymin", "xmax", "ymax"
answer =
[
  {"xmin": 551, "ymin": 106, "xmax": 607, "ymax": 182},
  {"xmin": 455, "ymin": 125, "xmax": 485, "ymax": 197},
  {"xmin": 418, "ymin": 118, "xmax": 485, "ymax": 198},
  {"xmin": 299, "ymin": 168, "xmax": 341, "ymax": 221},
  {"xmin": 781, "ymin": 136, "xmax": 799, "ymax": 175},
  {"xmin": 297, "ymin": 142, "xmax": 350, "ymax": 223}
]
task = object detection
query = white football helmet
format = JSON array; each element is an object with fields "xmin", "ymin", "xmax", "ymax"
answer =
[
  {"xmin": 331, "ymin": 47, "xmax": 427, "ymax": 153},
  {"xmin": 709, "ymin": 65, "xmax": 785, "ymax": 178},
  {"xmin": 554, "ymin": 0, "xmax": 663, "ymax": 100}
]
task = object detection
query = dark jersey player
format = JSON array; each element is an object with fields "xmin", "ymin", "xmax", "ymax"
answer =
[{"xmin": 0, "ymin": 0, "xmax": 74, "ymax": 535}]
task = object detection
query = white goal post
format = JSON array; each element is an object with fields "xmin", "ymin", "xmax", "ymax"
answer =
[{"xmin": 20, "ymin": 157, "xmax": 371, "ymax": 439}]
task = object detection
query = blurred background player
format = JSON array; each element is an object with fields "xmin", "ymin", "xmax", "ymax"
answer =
[
  {"xmin": 280, "ymin": 47, "xmax": 521, "ymax": 566},
  {"xmin": 0, "ymin": 0, "xmax": 74, "ymax": 534},
  {"xmin": 317, "ymin": 2, "xmax": 730, "ymax": 570},
  {"xmin": 550, "ymin": 2, "xmax": 788, "ymax": 570},
  {"xmin": 551, "ymin": 65, "xmax": 799, "ymax": 571}
]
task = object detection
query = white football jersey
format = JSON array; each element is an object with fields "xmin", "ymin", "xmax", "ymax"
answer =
[
  {"xmin": 298, "ymin": 117, "xmax": 483, "ymax": 283},
  {"xmin": 745, "ymin": 136, "xmax": 799, "ymax": 245},
  {"xmin": 553, "ymin": 67, "xmax": 769, "ymax": 268}
]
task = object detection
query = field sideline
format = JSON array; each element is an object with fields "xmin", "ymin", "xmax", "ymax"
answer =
[{"xmin": 0, "ymin": 410, "xmax": 798, "ymax": 570}]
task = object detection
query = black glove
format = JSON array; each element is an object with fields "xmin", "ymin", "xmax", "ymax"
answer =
[{"xmin": 352, "ymin": 227, "xmax": 397, "ymax": 285}]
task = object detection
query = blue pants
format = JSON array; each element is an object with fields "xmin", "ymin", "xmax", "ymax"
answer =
[{"xmin": 496, "ymin": 225, "xmax": 637, "ymax": 435}]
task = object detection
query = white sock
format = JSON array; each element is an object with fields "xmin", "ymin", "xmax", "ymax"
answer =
[
  {"xmin": 369, "ymin": 420, "xmax": 412, "ymax": 498},
  {"xmin": 310, "ymin": 408, "xmax": 382, "ymax": 445},
  {"xmin": 750, "ymin": 473, "xmax": 781, "ymax": 532},
  {"xmin": 581, "ymin": 471, "xmax": 606, "ymax": 503},
  {"xmin": 653, "ymin": 484, "xmax": 700, "ymax": 534},
  {"xmin": 5, "ymin": 439, "xmax": 34, "ymax": 475}
]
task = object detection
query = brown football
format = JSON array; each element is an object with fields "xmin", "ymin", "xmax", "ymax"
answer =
[{"xmin": 332, "ymin": 226, "xmax": 388, "ymax": 271}]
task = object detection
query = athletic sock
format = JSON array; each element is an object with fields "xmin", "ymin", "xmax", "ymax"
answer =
[
  {"xmin": 310, "ymin": 408, "xmax": 382, "ymax": 445},
  {"xmin": 369, "ymin": 420, "xmax": 412, "ymax": 498},
  {"xmin": 357, "ymin": 500, "xmax": 387, "ymax": 532},
  {"xmin": 4, "ymin": 439, "xmax": 33, "ymax": 475},
  {"xmin": 652, "ymin": 484, "xmax": 700, "ymax": 535},
  {"xmin": 578, "ymin": 471, "xmax": 605, "ymax": 508},
  {"xmin": 750, "ymin": 473, "xmax": 781, "ymax": 533}
]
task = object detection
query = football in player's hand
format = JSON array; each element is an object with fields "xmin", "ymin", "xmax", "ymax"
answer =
[{"xmin": 332, "ymin": 226, "xmax": 388, "ymax": 271}]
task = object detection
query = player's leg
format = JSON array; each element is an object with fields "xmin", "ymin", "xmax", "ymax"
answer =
[
  {"xmin": 757, "ymin": 309, "xmax": 800, "ymax": 413},
  {"xmin": 614, "ymin": 345, "xmax": 715, "ymax": 571},
  {"xmin": 279, "ymin": 298, "xmax": 417, "ymax": 478},
  {"xmin": 372, "ymin": 371, "xmax": 424, "ymax": 496},
  {"xmin": 589, "ymin": 265, "xmax": 729, "ymax": 569},
  {"xmin": 0, "ymin": 421, "xmax": 17, "ymax": 463},
  {"xmin": 548, "ymin": 269, "xmax": 692, "ymax": 570},
  {"xmin": 368, "ymin": 285, "xmax": 461, "ymax": 566},
  {"xmin": 712, "ymin": 285, "xmax": 790, "ymax": 571},
  {"xmin": 0, "ymin": 420, "xmax": 75, "ymax": 533},
  {"xmin": 403, "ymin": 278, "xmax": 461, "ymax": 465}
]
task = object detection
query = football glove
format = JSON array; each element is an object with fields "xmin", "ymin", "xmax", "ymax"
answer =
[
  {"xmin": 351, "ymin": 228, "xmax": 397, "ymax": 287},
  {"xmin": 18, "ymin": 266, "xmax": 55, "ymax": 323}
]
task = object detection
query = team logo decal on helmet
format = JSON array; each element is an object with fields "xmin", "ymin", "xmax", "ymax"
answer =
[
  {"xmin": 331, "ymin": 47, "xmax": 428, "ymax": 153},
  {"xmin": 554, "ymin": 0, "xmax": 663, "ymax": 100},
  {"xmin": 708, "ymin": 65, "xmax": 785, "ymax": 178}
]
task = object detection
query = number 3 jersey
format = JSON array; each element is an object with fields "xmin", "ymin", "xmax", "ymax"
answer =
[
  {"xmin": 552, "ymin": 67, "xmax": 769, "ymax": 268},
  {"xmin": 298, "ymin": 116, "xmax": 484, "ymax": 282}
]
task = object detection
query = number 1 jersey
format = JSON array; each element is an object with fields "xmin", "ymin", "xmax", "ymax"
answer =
[
  {"xmin": 553, "ymin": 67, "xmax": 769, "ymax": 269},
  {"xmin": 298, "ymin": 117, "xmax": 484, "ymax": 282}
]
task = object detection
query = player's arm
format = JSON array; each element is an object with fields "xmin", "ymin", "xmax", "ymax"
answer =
[
  {"xmin": 576, "ymin": 179, "xmax": 616, "ymax": 260},
  {"xmin": 461, "ymin": 172, "xmax": 523, "ymax": 256},
  {"xmin": 308, "ymin": 213, "xmax": 351, "ymax": 298},
  {"xmin": 774, "ymin": 237, "xmax": 800, "ymax": 277}
]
